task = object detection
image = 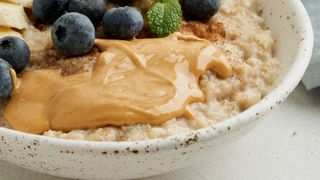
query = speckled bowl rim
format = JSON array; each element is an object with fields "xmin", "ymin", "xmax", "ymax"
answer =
[{"xmin": 0, "ymin": 0, "xmax": 314, "ymax": 152}]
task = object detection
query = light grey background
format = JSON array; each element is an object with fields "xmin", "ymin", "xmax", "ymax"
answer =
[{"xmin": 302, "ymin": 0, "xmax": 320, "ymax": 89}]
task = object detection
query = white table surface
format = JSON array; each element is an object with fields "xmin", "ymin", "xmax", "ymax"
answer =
[{"xmin": 1, "ymin": 83, "xmax": 320, "ymax": 180}]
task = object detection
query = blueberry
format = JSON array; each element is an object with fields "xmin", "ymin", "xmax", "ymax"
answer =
[
  {"xmin": 109, "ymin": 0, "xmax": 135, "ymax": 6},
  {"xmin": 0, "ymin": 59, "xmax": 13, "ymax": 100},
  {"xmin": 181, "ymin": 0, "xmax": 221, "ymax": 20},
  {"xmin": 68, "ymin": 0, "xmax": 106, "ymax": 24},
  {"xmin": 32, "ymin": 0, "xmax": 69, "ymax": 24},
  {"xmin": 102, "ymin": 7, "xmax": 143, "ymax": 39},
  {"xmin": 0, "ymin": 36, "xmax": 30, "ymax": 73},
  {"xmin": 51, "ymin": 12, "xmax": 95, "ymax": 57}
]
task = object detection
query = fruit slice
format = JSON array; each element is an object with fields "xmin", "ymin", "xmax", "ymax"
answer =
[
  {"xmin": 2, "ymin": 0, "xmax": 33, "ymax": 8},
  {"xmin": 0, "ymin": 1, "xmax": 29, "ymax": 29},
  {"xmin": 22, "ymin": 25, "xmax": 51, "ymax": 51},
  {"xmin": 0, "ymin": 26, "xmax": 22, "ymax": 39}
]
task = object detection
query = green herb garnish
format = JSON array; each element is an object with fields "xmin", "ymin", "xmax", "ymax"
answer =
[{"xmin": 147, "ymin": 0, "xmax": 182, "ymax": 37}]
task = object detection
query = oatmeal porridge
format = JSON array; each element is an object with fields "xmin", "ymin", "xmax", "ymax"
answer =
[{"xmin": 0, "ymin": 0, "xmax": 279, "ymax": 141}]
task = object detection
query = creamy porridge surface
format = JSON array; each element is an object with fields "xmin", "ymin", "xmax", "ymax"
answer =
[{"xmin": 0, "ymin": 0, "xmax": 279, "ymax": 141}]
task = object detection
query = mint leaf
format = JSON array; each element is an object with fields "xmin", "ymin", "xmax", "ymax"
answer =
[{"xmin": 147, "ymin": 0, "xmax": 182, "ymax": 37}]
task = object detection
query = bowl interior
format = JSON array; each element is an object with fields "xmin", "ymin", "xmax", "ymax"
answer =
[
  {"xmin": 203, "ymin": 0, "xmax": 314, "ymax": 140},
  {"xmin": 258, "ymin": 0, "xmax": 313, "ymax": 80}
]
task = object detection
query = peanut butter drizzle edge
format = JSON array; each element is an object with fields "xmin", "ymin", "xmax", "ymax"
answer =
[{"xmin": 4, "ymin": 33, "xmax": 232, "ymax": 134}]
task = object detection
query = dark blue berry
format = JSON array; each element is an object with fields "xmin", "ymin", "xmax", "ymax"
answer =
[
  {"xmin": 68, "ymin": 0, "xmax": 106, "ymax": 24},
  {"xmin": 51, "ymin": 12, "xmax": 95, "ymax": 57},
  {"xmin": 0, "ymin": 36, "xmax": 30, "ymax": 73},
  {"xmin": 181, "ymin": 0, "xmax": 221, "ymax": 20},
  {"xmin": 32, "ymin": 0, "xmax": 69, "ymax": 24},
  {"xmin": 0, "ymin": 59, "xmax": 13, "ymax": 100},
  {"xmin": 110, "ymin": 0, "xmax": 135, "ymax": 6},
  {"xmin": 102, "ymin": 7, "xmax": 143, "ymax": 39}
]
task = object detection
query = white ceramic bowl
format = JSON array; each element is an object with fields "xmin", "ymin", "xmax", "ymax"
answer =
[{"xmin": 0, "ymin": 0, "xmax": 313, "ymax": 179}]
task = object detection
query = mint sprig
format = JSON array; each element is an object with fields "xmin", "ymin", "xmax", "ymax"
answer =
[{"xmin": 147, "ymin": 0, "xmax": 182, "ymax": 37}]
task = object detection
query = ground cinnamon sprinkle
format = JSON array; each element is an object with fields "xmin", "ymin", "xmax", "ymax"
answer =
[
  {"xmin": 28, "ymin": 47, "xmax": 100, "ymax": 76},
  {"xmin": 179, "ymin": 21, "xmax": 226, "ymax": 42}
]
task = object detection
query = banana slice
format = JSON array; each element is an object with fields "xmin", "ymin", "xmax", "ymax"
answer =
[
  {"xmin": 0, "ymin": 1, "xmax": 29, "ymax": 29},
  {"xmin": 1, "ymin": 0, "xmax": 33, "ymax": 8},
  {"xmin": 0, "ymin": 26, "xmax": 22, "ymax": 38}
]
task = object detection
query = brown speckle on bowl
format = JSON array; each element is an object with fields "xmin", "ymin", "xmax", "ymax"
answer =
[
  {"xmin": 132, "ymin": 150, "xmax": 139, "ymax": 154},
  {"xmin": 184, "ymin": 134, "xmax": 199, "ymax": 146}
]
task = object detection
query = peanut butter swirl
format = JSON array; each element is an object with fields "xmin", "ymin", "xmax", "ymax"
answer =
[{"xmin": 4, "ymin": 33, "xmax": 232, "ymax": 134}]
